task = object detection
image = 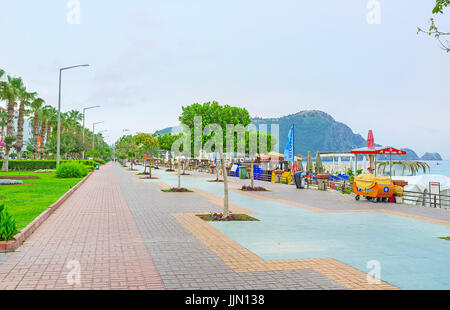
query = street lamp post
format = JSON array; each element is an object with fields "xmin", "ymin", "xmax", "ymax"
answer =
[
  {"xmin": 93, "ymin": 130, "xmax": 107, "ymax": 155},
  {"xmin": 92, "ymin": 121, "xmax": 105, "ymax": 153},
  {"xmin": 82, "ymin": 105, "xmax": 100, "ymax": 159},
  {"xmin": 57, "ymin": 64, "xmax": 90, "ymax": 166}
]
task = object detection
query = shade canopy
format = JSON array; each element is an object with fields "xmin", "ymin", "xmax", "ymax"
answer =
[{"xmin": 351, "ymin": 146, "xmax": 407, "ymax": 155}]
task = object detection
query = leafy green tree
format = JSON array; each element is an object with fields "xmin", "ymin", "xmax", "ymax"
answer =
[
  {"xmin": 15, "ymin": 79, "xmax": 36, "ymax": 159},
  {"xmin": 157, "ymin": 133, "xmax": 183, "ymax": 170},
  {"xmin": 133, "ymin": 132, "xmax": 158, "ymax": 178},
  {"xmin": 179, "ymin": 101, "xmax": 252, "ymax": 217},
  {"xmin": 29, "ymin": 97, "xmax": 45, "ymax": 159},
  {"xmin": 418, "ymin": 0, "xmax": 450, "ymax": 52}
]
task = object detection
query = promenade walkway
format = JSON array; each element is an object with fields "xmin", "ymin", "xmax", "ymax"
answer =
[
  {"xmin": 5, "ymin": 163, "xmax": 447, "ymax": 290},
  {"xmin": 114, "ymin": 165, "xmax": 344, "ymax": 290},
  {"xmin": 0, "ymin": 164, "xmax": 163, "ymax": 290}
]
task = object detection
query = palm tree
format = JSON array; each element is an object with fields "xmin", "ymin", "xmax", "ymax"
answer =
[
  {"xmin": 0, "ymin": 75, "xmax": 22, "ymax": 171},
  {"xmin": 0, "ymin": 109, "xmax": 6, "ymax": 137},
  {"xmin": 45, "ymin": 106, "xmax": 57, "ymax": 158},
  {"xmin": 15, "ymin": 79, "xmax": 37, "ymax": 159},
  {"xmin": 306, "ymin": 151, "xmax": 313, "ymax": 175},
  {"xmin": 377, "ymin": 161, "xmax": 430, "ymax": 176},
  {"xmin": 38, "ymin": 106, "xmax": 51, "ymax": 158},
  {"xmin": 29, "ymin": 97, "xmax": 45, "ymax": 159}
]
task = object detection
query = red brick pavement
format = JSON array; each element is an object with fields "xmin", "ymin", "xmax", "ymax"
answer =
[{"xmin": 0, "ymin": 164, "xmax": 164, "ymax": 290}]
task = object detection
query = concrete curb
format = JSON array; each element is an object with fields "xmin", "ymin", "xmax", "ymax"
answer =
[{"xmin": 0, "ymin": 170, "xmax": 95, "ymax": 253}]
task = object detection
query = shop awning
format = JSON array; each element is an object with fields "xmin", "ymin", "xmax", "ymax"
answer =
[{"xmin": 351, "ymin": 147, "xmax": 406, "ymax": 155}]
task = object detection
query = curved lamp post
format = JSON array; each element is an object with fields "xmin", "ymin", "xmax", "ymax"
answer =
[
  {"xmin": 82, "ymin": 105, "xmax": 100, "ymax": 159},
  {"xmin": 56, "ymin": 64, "xmax": 90, "ymax": 166},
  {"xmin": 92, "ymin": 121, "xmax": 105, "ymax": 151}
]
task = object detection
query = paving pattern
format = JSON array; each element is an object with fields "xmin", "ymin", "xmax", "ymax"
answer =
[
  {"xmin": 114, "ymin": 165, "xmax": 345, "ymax": 290},
  {"xmin": 155, "ymin": 168, "xmax": 450, "ymax": 290},
  {"xmin": 0, "ymin": 165, "xmax": 163, "ymax": 290}
]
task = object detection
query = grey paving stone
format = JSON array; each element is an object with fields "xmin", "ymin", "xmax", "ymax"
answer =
[{"xmin": 113, "ymin": 164, "xmax": 345, "ymax": 290}]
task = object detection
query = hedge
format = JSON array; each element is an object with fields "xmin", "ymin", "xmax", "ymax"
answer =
[{"xmin": 0, "ymin": 160, "xmax": 97, "ymax": 171}]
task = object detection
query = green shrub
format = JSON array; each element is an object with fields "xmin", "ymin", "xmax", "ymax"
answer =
[
  {"xmin": 0, "ymin": 160, "xmax": 96, "ymax": 171},
  {"xmin": 0, "ymin": 203, "xmax": 19, "ymax": 241},
  {"xmin": 56, "ymin": 163, "xmax": 88, "ymax": 178},
  {"xmin": 93, "ymin": 158, "xmax": 105, "ymax": 165}
]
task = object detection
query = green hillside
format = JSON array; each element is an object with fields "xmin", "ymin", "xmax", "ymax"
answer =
[{"xmin": 252, "ymin": 110, "xmax": 366, "ymax": 156}]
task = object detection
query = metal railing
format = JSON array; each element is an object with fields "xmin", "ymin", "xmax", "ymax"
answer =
[{"xmin": 402, "ymin": 191, "xmax": 450, "ymax": 210}]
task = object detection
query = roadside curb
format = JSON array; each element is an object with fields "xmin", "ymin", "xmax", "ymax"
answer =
[{"xmin": 0, "ymin": 170, "xmax": 95, "ymax": 253}]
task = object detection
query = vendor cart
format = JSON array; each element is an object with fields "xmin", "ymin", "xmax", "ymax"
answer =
[{"xmin": 353, "ymin": 174, "xmax": 395, "ymax": 203}]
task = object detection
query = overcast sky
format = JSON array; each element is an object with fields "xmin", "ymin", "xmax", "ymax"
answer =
[{"xmin": 1, "ymin": 1, "xmax": 449, "ymax": 158}]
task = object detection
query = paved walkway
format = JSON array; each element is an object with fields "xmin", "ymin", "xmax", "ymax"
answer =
[
  {"xmin": 0, "ymin": 164, "xmax": 163, "ymax": 290},
  {"xmin": 5, "ymin": 163, "xmax": 446, "ymax": 290},
  {"xmin": 153, "ymin": 168, "xmax": 450, "ymax": 289},
  {"xmin": 114, "ymin": 165, "xmax": 344, "ymax": 290}
]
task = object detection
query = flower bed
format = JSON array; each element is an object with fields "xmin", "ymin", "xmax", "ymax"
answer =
[
  {"xmin": 241, "ymin": 185, "xmax": 268, "ymax": 192},
  {"xmin": 161, "ymin": 188, "xmax": 193, "ymax": 193},
  {"xmin": 0, "ymin": 180, "xmax": 23, "ymax": 185},
  {"xmin": 0, "ymin": 175, "xmax": 40, "ymax": 180},
  {"xmin": 197, "ymin": 213, "xmax": 259, "ymax": 222}
]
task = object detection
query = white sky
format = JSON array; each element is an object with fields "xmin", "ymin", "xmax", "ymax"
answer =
[{"xmin": 1, "ymin": 0, "xmax": 449, "ymax": 158}]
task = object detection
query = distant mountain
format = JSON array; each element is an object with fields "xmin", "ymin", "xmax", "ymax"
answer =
[
  {"xmin": 154, "ymin": 126, "xmax": 183, "ymax": 135},
  {"xmin": 252, "ymin": 110, "xmax": 366, "ymax": 156},
  {"xmin": 154, "ymin": 110, "xmax": 440, "ymax": 160},
  {"xmin": 421, "ymin": 152, "xmax": 443, "ymax": 161}
]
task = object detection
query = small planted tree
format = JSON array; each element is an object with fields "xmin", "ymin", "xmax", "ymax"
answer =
[
  {"xmin": 133, "ymin": 133, "xmax": 158, "ymax": 179},
  {"xmin": 179, "ymin": 101, "xmax": 252, "ymax": 217},
  {"xmin": 157, "ymin": 133, "xmax": 182, "ymax": 171}
]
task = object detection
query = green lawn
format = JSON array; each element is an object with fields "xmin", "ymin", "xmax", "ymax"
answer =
[{"xmin": 0, "ymin": 171, "xmax": 82, "ymax": 230}]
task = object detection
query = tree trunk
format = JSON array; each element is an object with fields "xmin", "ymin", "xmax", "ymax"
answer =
[
  {"xmin": 40, "ymin": 120, "xmax": 46, "ymax": 159},
  {"xmin": 3, "ymin": 100, "xmax": 16, "ymax": 172},
  {"xmin": 177, "ymin": 158, "xmax": 181, "ymax": 189},
  {"xmin": 15, "ymin": 100, "xmax": 26, "ymax": 159},
  {"xmin": 45, "ymin": 125, "xmax": 51, "ymax": 159},
  {"xmin": 149, "ymin": 158, "xmax": 152, "ymax": 179},
  {"xmin": 215, "ymin": 161, "xmax": 219, "ymax": 181},
  {"xmin": 1, "ymin": 147, "xmax": 9, "ymax": 172},
  {"xmin": 251, "ymin": 163, "xmax": 254, "ymax": 188},
  {"xmin": 32, "ymin": 113, "xmax": 39, "ymax": 159},
  {"xmin": 219, "ymin": 147, "xmax": 229, "ymax": 217}
]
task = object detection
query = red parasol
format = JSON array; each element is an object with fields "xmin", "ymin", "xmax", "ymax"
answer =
[{"xmin": 367, "ymin": 130, "xmax": 375, "ymax": 149}]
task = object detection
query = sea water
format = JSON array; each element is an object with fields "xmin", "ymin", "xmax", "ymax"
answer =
[{"xmin": 418, "ymin": 160, "xmax": 450, "ymax": 177}]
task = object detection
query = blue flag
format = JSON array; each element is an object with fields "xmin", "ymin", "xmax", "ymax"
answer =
[{"xmin": 284, "ymin": 124, "xmax": 295, "ymax": 162}]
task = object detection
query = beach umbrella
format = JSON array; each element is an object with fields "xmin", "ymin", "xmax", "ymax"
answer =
[
  {"xmin": 362, "ymin": 156, "xmax": 368, "ymax": 172},
  {"xmin": 297, "ymin": 155, "xmax": 304, "ymax": 171},
  {"xmin": 315, "ymin": 152, "xmax": 324, "ymax": 174},
  {"xmin": 338, "ymin": 157, "xmax": 342, "ymax": 173},
  {"xmin": 306, "ymin": 151, "xmax": 313, "ymax": 174},
  {"xmin": 367, "ymin": 130, "xmax": 375, "ymax": 148}
]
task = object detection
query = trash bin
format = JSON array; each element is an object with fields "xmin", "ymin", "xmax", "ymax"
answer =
[
  {"xmin": 294, "ymin": 171, "xmax": 305, "ymax": 189},
  {"xmin": 96, "ymin": 164, "xmax": 100, "ymax": 170},
  {"xmin": 239, "ymin": 167, "xmax": 248, "ymax": 179}
]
